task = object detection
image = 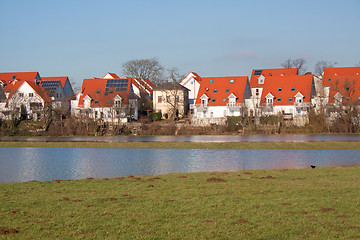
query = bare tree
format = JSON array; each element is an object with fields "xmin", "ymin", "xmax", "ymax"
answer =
[
  {"xmin": 314, "ymin": 60, "xmax": 337, "ymax": 77},
  {"xmin": 122, "ymin": 58, "xmax": 164, "ymax": 86},
  {"xmin": 281, "ymin": 58, "xmax": 307, "ymax": 74}
]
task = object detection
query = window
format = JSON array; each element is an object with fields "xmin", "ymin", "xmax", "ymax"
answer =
[
  {"xmin": 213, "ymin": 89, "xmax": 218, "ymax": 93},
  {"xmin": 12, "ymin": 75, "xmax": 16, "ymax": 79},
  {"xmin": 288, "ymin": 97, "xmax": 293, "ymax": 101},
  {"xmin": 254, "ymin": 70, "xmax": 262, "ymax": 75},
  {"xmin": 94, "ymin": 100, "xmax": 99, "ymax": 104},
  {"xmin": 114, "ymin": 100, "xmax": 121, "ymax": 108},
  {"xmin": 19, "ymin": 93, "xmax": 24, "ymax": 97},
  {"xmin": 267, "ymin": 98, "xmax": 273, "ymax": 104},
  {"xmin": 277, "ymin": 98, "xmax": 282, "ymax": 102},
  {"xmin": 107, "ymin": 100, "xmax": 111, "ymax": 104},
  {"xmin": 291, "ymin": 88, "xmax": 295, "ymax": 91},
  {"xmin": 210, "ymin": 112, "xmax": 214, "ymax": 117},
  {"xmin": 328, "ymin": 78, "xmax": 331, "ymax": 82},
  {"xmin": 255, "ymin": 89, "xmax": 259, "ymax": 96},
  {"xmin": 225, "ymin": 89, "xmax": 230, "ymax": 93},
  {"xmin": 211, "ymin": 99, "xmax": 216, "ymax": 103},
  {"xmin": 175, "ymin": 96, "xmax": 180, "ymax": 102},
  {"xmin": 167, "ymin": 96, "xmax": 170, "ymax": 102},
  {"xmin": 278, "ymin": 88, "xmax": 282, "ymax": 92},
  {"xmin": 96, "ymin": 90, "xmax": 101, "ymax": 94},
  {"xmin": 222, "ymin": 98, "xmax": 227, "ymax": 102},
  {"xmin": 29, "ymin": 93, "xmax": 34, "ymax": 97},
  {"xmin": 229, "ymin": 79, "xmax": 235, "ymax": 83},
  {"xmin": 209, "ymin": 79, "xmax": 214, "ymax": 84},
  {"xmin": 158, "ymin": 96, "xmax": 162, "ymax": 103},
  {"xmin": 191, "ymin": 81, "xmax": 193, "ymax": 85}
]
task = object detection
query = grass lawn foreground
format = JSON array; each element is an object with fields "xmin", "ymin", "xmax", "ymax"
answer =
[{"xmin": 1, "ymin": 166, "xmax": 360, "ymax": 239}]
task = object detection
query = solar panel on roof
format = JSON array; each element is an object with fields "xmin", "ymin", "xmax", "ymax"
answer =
[
  {"xmin": 106, "ymin": 79, "xmax": 128, "ymax": 92},
  {"xmin": 254, "ymin": 70, "xmax": 262, "ymax": 75}
]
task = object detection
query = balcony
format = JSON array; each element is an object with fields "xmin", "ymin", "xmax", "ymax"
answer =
[
  {"xmin": 194, "ymin": 104, "xmax": 207, "ymax": 112},
  {"xmin": 260, "ymin": 103, "xmax": 274, "ymax": 111},
  {"xmin": 294, "ymin": 102, "xmax": 310, "ymax": 108},
  {"xmin": 227, "ymin": 103, "xmax": 243, "ymax": 111}
]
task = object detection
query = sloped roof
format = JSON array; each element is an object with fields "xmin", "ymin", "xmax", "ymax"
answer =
[
  {"xmin": 195, "ymin": 76, "xmax": 249, "ymax": 106},
  {"xmin": 323, "ymin": 67, "xmax": 360, "ymax": 87},
  {"xmin": 41, "ymin": 76, "xmax": 69, "ymax": 88},
  {"xmin": 260, "ymin": 74, "xmax": 314, "ymax": 105},
  {"xmin": 153, "ymin": 81, "xmax": 189, "ymax": 91},
  {"xmin": 326, "ymin": 75, "xmax": 360, "ymax": 104},
  {"xmin": 132, "ymin": 77, "xmax": 155, "ymax": 95},
  {"xmin": 78, "ymin": 77, "xmax": 135, "ymax": 107},
  {"xmin": 250, "ymin": 68, "xmax": 298, "ymax": 88},
  {"xmin": 180, "ymin": 72, "xmax": 202, "ymax": 85},
  {"xmin": 2, "ymin": 79, "xmax": 51, "ymax": 103},
  {"xmin": 102, "ymin": 72, "xmax": 120, "ymax": 79},
  {"xmin": 0, "ymin": 72, "xmax": 40, "ymax": 83}
]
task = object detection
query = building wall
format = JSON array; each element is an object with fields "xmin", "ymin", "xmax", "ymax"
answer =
[{"xmin": 153, "ymin": 89, "xmax": 188, "ymax": 118}]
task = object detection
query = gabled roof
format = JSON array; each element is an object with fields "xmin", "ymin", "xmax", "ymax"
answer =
[
  {"xmin": 2, "ymin": 79, "xmax": 51, "ymax": 104},
  {"xmin": 78, "ymin": 77, "xmax": 135, "ymax": 108},
  {"xmin": 180, "ymin": 72, "xmax": 202, "ymax": 85},
  {"xmin": 326, "ymin": 75, "xmax": 360, "ymax": 104},
  {"xmin": 195, "ymin": 76, "xmax": 249, "ymax": 106},
  {"xmin": 131, "ymin": 77, "xmax": 155, "ymax": 95},
  {"xmin": 260, "ymin": 74, "xmax": 313, "ymax": 106},
  {"xmin": 250, "ymin": 68, "xmax": 298, "ymax": 88},
  {"xmin": 102, "ymin": 72, "xmax": 120, "ymax": 79},
  {"xmin": 323, "ymin": 67, "xmax": 360, "ymax": 87},
  {"xmin": 41, "ymin": 76, "xmax": 69, "ymax": 88},
  {"xmin": 153, "ymin": 81, "xmax": 189, "ymax": 91}
]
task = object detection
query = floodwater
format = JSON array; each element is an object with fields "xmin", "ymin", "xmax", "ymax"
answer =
[
  {"xmin": 0, "ymin": 147, "xmax": 359, "ymax": 183},
  {"xmin": 1, "ymin": 134, "xmax": 360, "ymax": 142}
]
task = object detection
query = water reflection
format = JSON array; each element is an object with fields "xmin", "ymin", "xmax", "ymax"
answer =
[{"xmin": 0, "ymin": 148, "xmax": 359, "ymax": 183}]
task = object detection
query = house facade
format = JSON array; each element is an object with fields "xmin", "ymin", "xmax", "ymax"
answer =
[
  {"xmin": 259, "ymin": 74, "xmax": 315, "ymax": 125},
  {"xmin": 152, "ymin": 81, "xmax": 189, "ymax": 119},
  {"xmin": 71, "ymin": 74, "xmax": 139, "ymax": 123},
  {"xmin": 179, "ymin": 72, "xmax": 201, "ymax": 114},
  {"xmin": 192, "ymin": 76, "xmax": 251, "ymax": 125},
  {"xmin": 248, "ymin": 68, "xmax": 298, "ymax": 116}
]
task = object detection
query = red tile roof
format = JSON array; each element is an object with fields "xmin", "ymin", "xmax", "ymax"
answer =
[
  {"xmin": 326, "ymin": 75, "xmax": 360, "ymax": 104},
  {"xmin": 78, "ymin": 77, "xmax": 134, "ymax": 107},
  {"xmin": 322, "ymin": 67, "xmax": 360, "ymax": 87},
  {"xmin": 260, "ymin": 74, "xmax": 314, "ymax": 105},
  {"xmin": 195, "ymin": 76, "xmax": 249, "ymax": 106},
  {"xmin": 41, "ymin": 76, "xmax": 69, "ymax": 88},
  {"xmin": 250, "ymin": 68, "xmax": 298, "ymax": 88},
  {"xmin": 131, "ymin": 77, "xmax": 155, "ymax": 95},
  {"xmin": 0, "ymin": 72, "xmax": 40, "ymax": 83},
  {"xmin": 102, "ymin": 72, "xmax": 120, "ymax": 79}
]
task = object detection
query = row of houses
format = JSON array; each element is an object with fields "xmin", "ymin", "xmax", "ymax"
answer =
[{"xmin": 1, "ymin": 66, "xmax": 359, "ymax": 126}]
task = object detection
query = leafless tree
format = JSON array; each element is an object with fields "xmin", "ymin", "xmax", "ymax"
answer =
[
  {"xmin": 281, "ymin": 58, "xmax": 307, "ymax": 74},
  {"xmin": 122, "ymin": 58, "xmax": 164, "ymax": 86},
  {"xmin": 314, "ymin": 60, "xmax": 337, "ymax": 77}
]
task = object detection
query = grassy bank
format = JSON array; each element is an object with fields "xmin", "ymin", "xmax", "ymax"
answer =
[
  {"xmin": 1, "ymin": 141, "xmax": 360, "ymax": 149},
  {"xmin": 1, "ymin": 166, "xmax": 360, "ymax": 239}
]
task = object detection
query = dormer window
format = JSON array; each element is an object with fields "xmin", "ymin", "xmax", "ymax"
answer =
[
  {"xmin": 213, "ymin": 89, "xmax": 218, "ymax": 93},
  {"xmin": 96, "ymin": 90, "xmax": 101, "ymax": 94},
  {"xmin": 12, "ymin": 75, "xmax": 16, "ymax": 79},
  {"xmin": 222, "ymin": 98, "xmax": 227, "ymax": 102},
  {"xmin": 328, "ymin": 78, "xmax": 331, "ymax": 82},
  {"xmin": 211, "ymin": 99, "xmax": 216, "ymax": 103},
  {"xmin": 278, "ymin": 88, "xmax": 282, "ymax": 92},
  {"xmin": 291, "ymin": 88, "xmax": 295, "ymax": 91},
  {"xmin": 209, "ymin": 79, "xmax": 214, "ymax": 84},
  {"xmin": 288, "ymin": 97, "xmax": 293, "ymax": 101},
  {"xmin": 94, "ymin": 100, "xmax": 99, "ymax": 104},
  {"xmin": 225, "ymin": 89, "xmax": 229, "ymax": 93},
  {"xmin": 277, "ymin": 98, "xmax": 282, "ymax": 102},
  {"xmin": 114, "ymin": 99, "xmax": 121, "ymax": 108},
  {"xmin": 258, "ymin": 75, "xmax": 265, "ymax": 84}
]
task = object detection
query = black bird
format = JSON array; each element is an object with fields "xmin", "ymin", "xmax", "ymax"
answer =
[{"xmin": 311, "ymin": 165, "xmax": 316, "ymax": 169}]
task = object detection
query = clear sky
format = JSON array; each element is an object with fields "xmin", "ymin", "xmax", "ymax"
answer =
[{"xmin": 1, "ymin": 0, "xmax": 359, "ymax": 88}]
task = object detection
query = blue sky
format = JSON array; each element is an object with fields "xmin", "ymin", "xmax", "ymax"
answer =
[{"xmin": 1, "ymin": 0, "xmax": 359, "ymax": 88}]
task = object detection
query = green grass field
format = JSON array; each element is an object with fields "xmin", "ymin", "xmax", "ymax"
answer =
[
  {"xmin": 1, "ymin": 166, "xmax": 360, "ymax": 239},
  {"xmin": 1, "ymin": 141, "xmax": 360, "ymax": 149}
]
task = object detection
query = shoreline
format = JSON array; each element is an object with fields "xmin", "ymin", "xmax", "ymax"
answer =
[{"xmin": 1, "ymin": 141, "xmax": 360, "ymax": 149}]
